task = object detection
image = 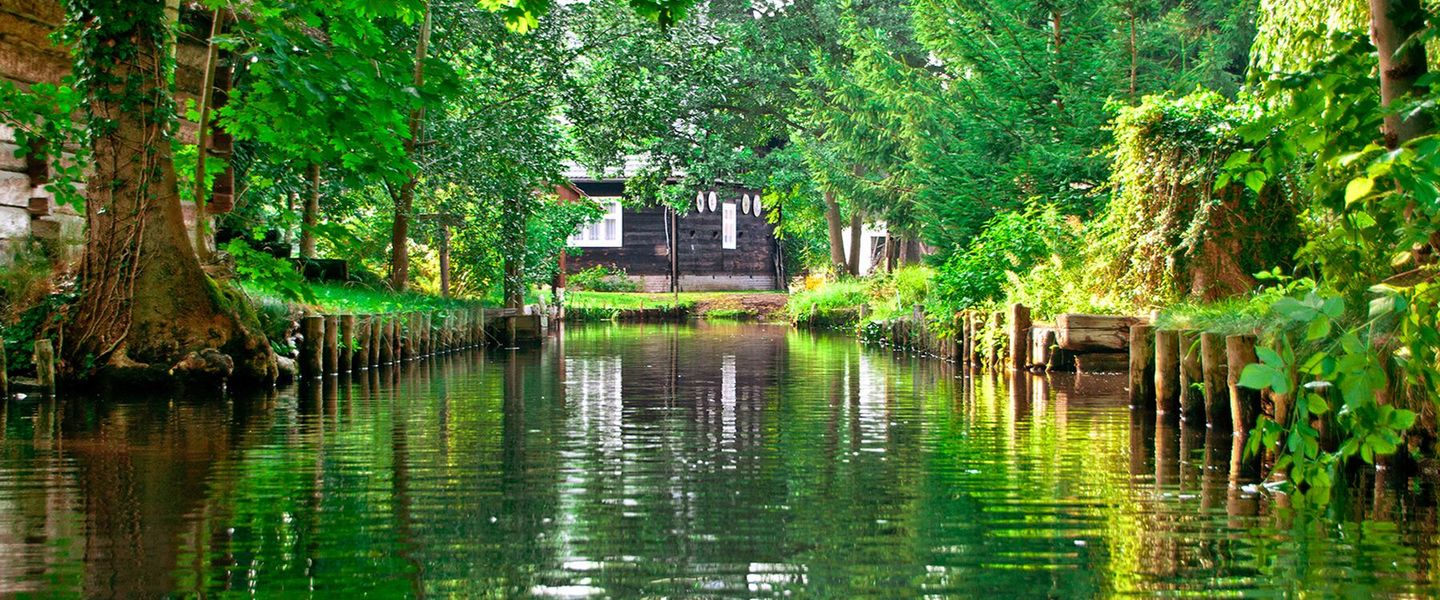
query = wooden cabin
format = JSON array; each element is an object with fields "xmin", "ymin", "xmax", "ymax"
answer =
[{"xmin": 561, "ymin": 166, "xmax": 784, "ymax": 292}]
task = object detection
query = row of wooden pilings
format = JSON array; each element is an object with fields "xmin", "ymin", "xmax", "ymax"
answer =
[
  {"xmin": 872, "ymin": 304, "xmax": 1267, "ymax": 434},
  {"xmin": 295, "ymin": 308, "xmax": 487, "ymax": 379}
]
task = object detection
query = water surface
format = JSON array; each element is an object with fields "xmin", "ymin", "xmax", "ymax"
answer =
[{"xmin": 0, "ymin": 322, "xmax": 1436, "ymax": 597}]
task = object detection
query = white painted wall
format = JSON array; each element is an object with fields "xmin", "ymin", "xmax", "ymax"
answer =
[{"xmin": 839, "ymin": 222, "xmax": 889, "ymax": 276}]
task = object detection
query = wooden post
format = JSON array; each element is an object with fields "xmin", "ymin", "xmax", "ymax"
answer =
[
  {"xmin": 339, "ymin": 314, "xmax": 355, "ymax": 373},
  {"xmin": 967, "ymin": 310, "xmax": 979, "ymax": 366},
  {"xmin": 1200, "ymin": 332, "xmax": 1230, "ymax": 429},
  {"xmin": 1226, "ymin": 335, "xmax": 1261, "ymax": 435},
  {"xmin": 1128, "ymin": 324, "xmax": 1155, "ymax": 406},
  {"xmin": 990, "ymin": 311, "xmax": 1004, "ymax": 369},
  {"xmin": 374, "ymin": 313, "xmax": 385, "ymax": 365},
  {"xmin": 420, "ymin": 307, "xmax": 432, "ymax": 355},
  {"xmin": 323, "ymin": 315, "xmax": 339, "ymax": 375},
  {"xmin": 378, "ymin": 316, "xmax": 394, "ymax": 365},
  {"xmin": 1154, "ymin": 329, "xmax": 1180, "ymax": 415},
  {"xmin": 354, "ymin": 315, "xmax": 370, "ymax": 370},
  {"xmin": 1178, "ymin": 330, "xmax": 1204, "ymax": 422},
  {"xmin": 300, "ymin": 314, "xmax": 323, "ymax": 378},
  {"xmin": 1008, "ymin": 303, "xmax": 1031, "ymax": 372},
  {"xmin": 0, "ymin": 336, "xmax": 8, "ymax": 397},
  {"xmin": 33, "ymin": 339, "xmax": 54, "ymax": 394},
  {"xmin": 396, "ymin": 313, "xmax": 409, "ymax": 361}
]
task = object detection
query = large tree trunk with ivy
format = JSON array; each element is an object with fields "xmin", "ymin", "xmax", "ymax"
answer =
[
  {"xmin": 63, "ymin": 0, "xmax": 275, "ymax": 384},
  {"xmin": 1369, "ymin": 0, "xmax": 1431, "ymax": 149}
]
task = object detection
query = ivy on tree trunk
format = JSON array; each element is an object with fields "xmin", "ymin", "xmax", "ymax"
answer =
[{"xmin": 60, "ymin": 0, "xmax": 274, "ymax": 383}]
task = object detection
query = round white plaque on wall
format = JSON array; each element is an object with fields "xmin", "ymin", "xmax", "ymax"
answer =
[{"xmin": 707, "ymin": 191, "xmax": 718, "ymax": 211}]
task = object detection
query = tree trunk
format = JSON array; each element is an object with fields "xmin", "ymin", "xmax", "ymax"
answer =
[
  {"xmin": 502, "ymin": 194, "xmax": 527, "ymax": 310},
  {"xmin": 884, "ymin": 231, "xmax": 897, "ymax": 272},
  {"xmin": 389, "ymin": 2, "xmax": 432, "ymax": 291},
  {"xmin": 300, "ymin": 163, "xmax": 319, "ymax": 259},
  {"xmin": 65, "ymin": 0, "xmax": 274, "ymax": 383},
  {"xmin": 1369, "ymin": 0, "xmax": 1431, "ymax": 148},
  {"xmin": 439, "ymin": 221, "xmax": 451, "ymax": 298},
  {"xmin": 823, "ymin": 189, "xmax": 847, "ymax": 274},
  {"xmin": 847, "ymin": 209, "xmax": 862, "ymax": 276},
  {"xmin": 191, "ymin": 8, "xmax": 225, "ymax": 260}
]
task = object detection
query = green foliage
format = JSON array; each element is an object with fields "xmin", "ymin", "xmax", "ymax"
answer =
[
  {"xmin": 0, "ymin": 80, "xmax": 88, "ymax": 209},
  {"xmin": 786, "ymin": 279, "xmax": 869, "ymax": 326},
  {"xmin": 932, "ymin": 203, "xmax": 1067, "ymax": 310},
  {"xmin": 226, "ymin": 239, "xmax": 315, "ymax": 304},
  {"xmin": 1094, "ymin": 91, "xmax": 1299, "ymax": 307},
  {"xmin": 1238, "ymin": 280, "xmax": 1418, "ymax": 504},
  {"xmin": 569, "ymin": 265, "xmax": 640, "ymax": 292},
  {"xmin": 863, "ymin": 265, "xmax": 934, "ymax": 322}
]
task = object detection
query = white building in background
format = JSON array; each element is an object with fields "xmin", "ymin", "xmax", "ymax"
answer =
[{"xmin": 839, "ymin": 222, "xmax": 890, "ymax": 276}]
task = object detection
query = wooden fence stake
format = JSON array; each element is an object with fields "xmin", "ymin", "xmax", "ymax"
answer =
[
  {"xmin": 1008, "ymin": 303, "xmax": 1031, "ymax": 372},
  {"xmin": 1154, "ymin": 329, "xmax": 1180, "ymax": 415},
  {"xmin": 368, "ymin": 315, "xmax": 382, "ymax": 366},
  {"xmin": 33, "ymin": 339, "xmax": 54, "ymax": 394},
  {"xmin": 1128, "ymin": 323, "xmax": 1155, "ymax": 406},
  {"xmin": 989, "ymin": 311, "xmax": 1004, "ymax": 369},
  {"xmin": 378, "ymin": 316, "xmax": 394, "ymax": 365},
  {"xmin": 323, "ymin": 315, "xmax": 339, "ymax": 374},
  {"xmin": 339, "ymin": 314, "xmax": 355, "ymax": 373},
  {"xmin": 354, "ymin": 315, "xmax": 370, "ymax": 371},
  {"xmin": 300, "ymin": 314, "xmax": 323, "ymax": 378},
  {"xmin": 1178, "ymin": 330, "xmax": 1204, "ymax": 422},
  {"xmin": 1200, "ymin": 332, "xmax": 1230, "ymax": 429},
  {"xmin": 0, "ymin": 336, "xmax": 8, "ymax": 397},
  {"xmin": 1226, "ymin": 335, "xmax": 1260, "ymax": 435}
]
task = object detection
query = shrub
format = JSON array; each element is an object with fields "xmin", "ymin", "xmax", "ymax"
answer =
[
  {"xmin": 931, "ymin": 202, "xmax": 1066, "ymax": 311},
  {"xmin": 569, "ymin": 265, "xmax": 640, "ymax": 292},
  {"xmin": 787, "ymin": 278, "xmax": 868, "ymax": 326}
]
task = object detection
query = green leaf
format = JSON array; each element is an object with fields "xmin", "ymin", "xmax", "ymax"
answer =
[
  {"xmin": 1345, "ymin": 176, "xmax": 1374, "ymax": 204},
  {"xmin": 1392, "ymin": 409, "xmax": 1417, "ymax": 430},
  {"xmin": 1257, "ymin": 346, "xmax": 1285, "ymax": 367},
  {"xmin": 1305, "ymin": 317, "xmax": 1332, "ymax": 341},
  {"xmin": 1243, "ymin": 169, "xmax": 1266, "ymax": 193},
  {"xmin": 1239, "ymin": 363, "xmax": 1276, "ymax": 390},
  {"xmin": 1306, "ymin": 393, "xmax": 1329, "ymax": 416}
]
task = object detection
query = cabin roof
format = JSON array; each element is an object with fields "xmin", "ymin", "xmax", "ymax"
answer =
[{"xmin": 561, "ymin": 156, "xmax": 681, "ymax": 182}]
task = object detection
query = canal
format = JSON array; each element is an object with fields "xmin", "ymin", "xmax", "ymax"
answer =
[{"xmin": 0, "ymin": 322, "xmax": 1435, "ymax": 597}]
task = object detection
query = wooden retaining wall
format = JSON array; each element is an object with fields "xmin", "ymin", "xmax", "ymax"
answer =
[
  {"xmin": 861, "ymin": 304, "xmax": 1264, "ymax": 435},
  {"xmin": 292, "ymin": 305, "xmax": 551, "ymax": 379}
]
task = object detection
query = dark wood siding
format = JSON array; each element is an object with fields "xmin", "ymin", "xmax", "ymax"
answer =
[{"xmin": 565, "ymin": 180, "xmax": 780, "ymax": 289}]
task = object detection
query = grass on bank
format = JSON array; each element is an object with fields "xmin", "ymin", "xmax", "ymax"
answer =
[
  {"xmin": 238, "ymin": 281, "xmax": 492, "ymax": 354},
  {"xmin": 787, "ymin": 266, "xmax": 935, "ymax": 327},
  {"xmin": 564, "ymin": 290, "xmax": 789, "ymax": 321}
]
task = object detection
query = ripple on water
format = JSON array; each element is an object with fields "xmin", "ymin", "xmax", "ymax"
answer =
[{"xmin": 0, "ymin": 324, "xmax": 1434, "ymax": 597}]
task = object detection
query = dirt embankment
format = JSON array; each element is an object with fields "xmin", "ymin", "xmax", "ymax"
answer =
[{"xmin": 692, "ymin": 293, "xmax": 790, "ymax": 321}]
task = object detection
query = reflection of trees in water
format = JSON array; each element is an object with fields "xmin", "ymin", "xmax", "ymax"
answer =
[{"xmin": 0, "ymin": 326, "xmax": 1438, "ymax": 596}]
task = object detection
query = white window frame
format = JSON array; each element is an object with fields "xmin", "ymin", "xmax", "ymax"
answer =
[
  {"xmin": 722, "ymin": 202, "xmax": 737, "ymax": 249},
  {"xmin": 568, "ymin": 198, "xmax": 624, "ymax": 248}
]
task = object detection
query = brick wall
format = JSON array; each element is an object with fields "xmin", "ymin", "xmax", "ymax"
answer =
[{"xmin": 0, "ymin": 1, "xmax": 212, "ymax": 265}]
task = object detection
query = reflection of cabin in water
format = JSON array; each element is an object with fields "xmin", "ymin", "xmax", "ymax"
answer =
[{"xmin": 559, "ymin": 162, "xmax": 783, "ymax": 292}]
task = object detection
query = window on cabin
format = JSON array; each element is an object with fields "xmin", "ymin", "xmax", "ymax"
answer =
[
  {"xmin": 722, "ymin": 203, "xmax": 737, "ymax": 249},
  {"xmin": 568, "ymin": 199, "xmax": 623, "ymax": 248}
]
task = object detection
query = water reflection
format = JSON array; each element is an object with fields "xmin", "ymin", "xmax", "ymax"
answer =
[{"xmin": 0, "ymin": 322, "xmax": 1434, "ymax": 597}]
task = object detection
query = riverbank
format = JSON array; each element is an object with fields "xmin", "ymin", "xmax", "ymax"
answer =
[{"xmin": 564, "ymin": 291, "xmax": 788, "ymax": 322}]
